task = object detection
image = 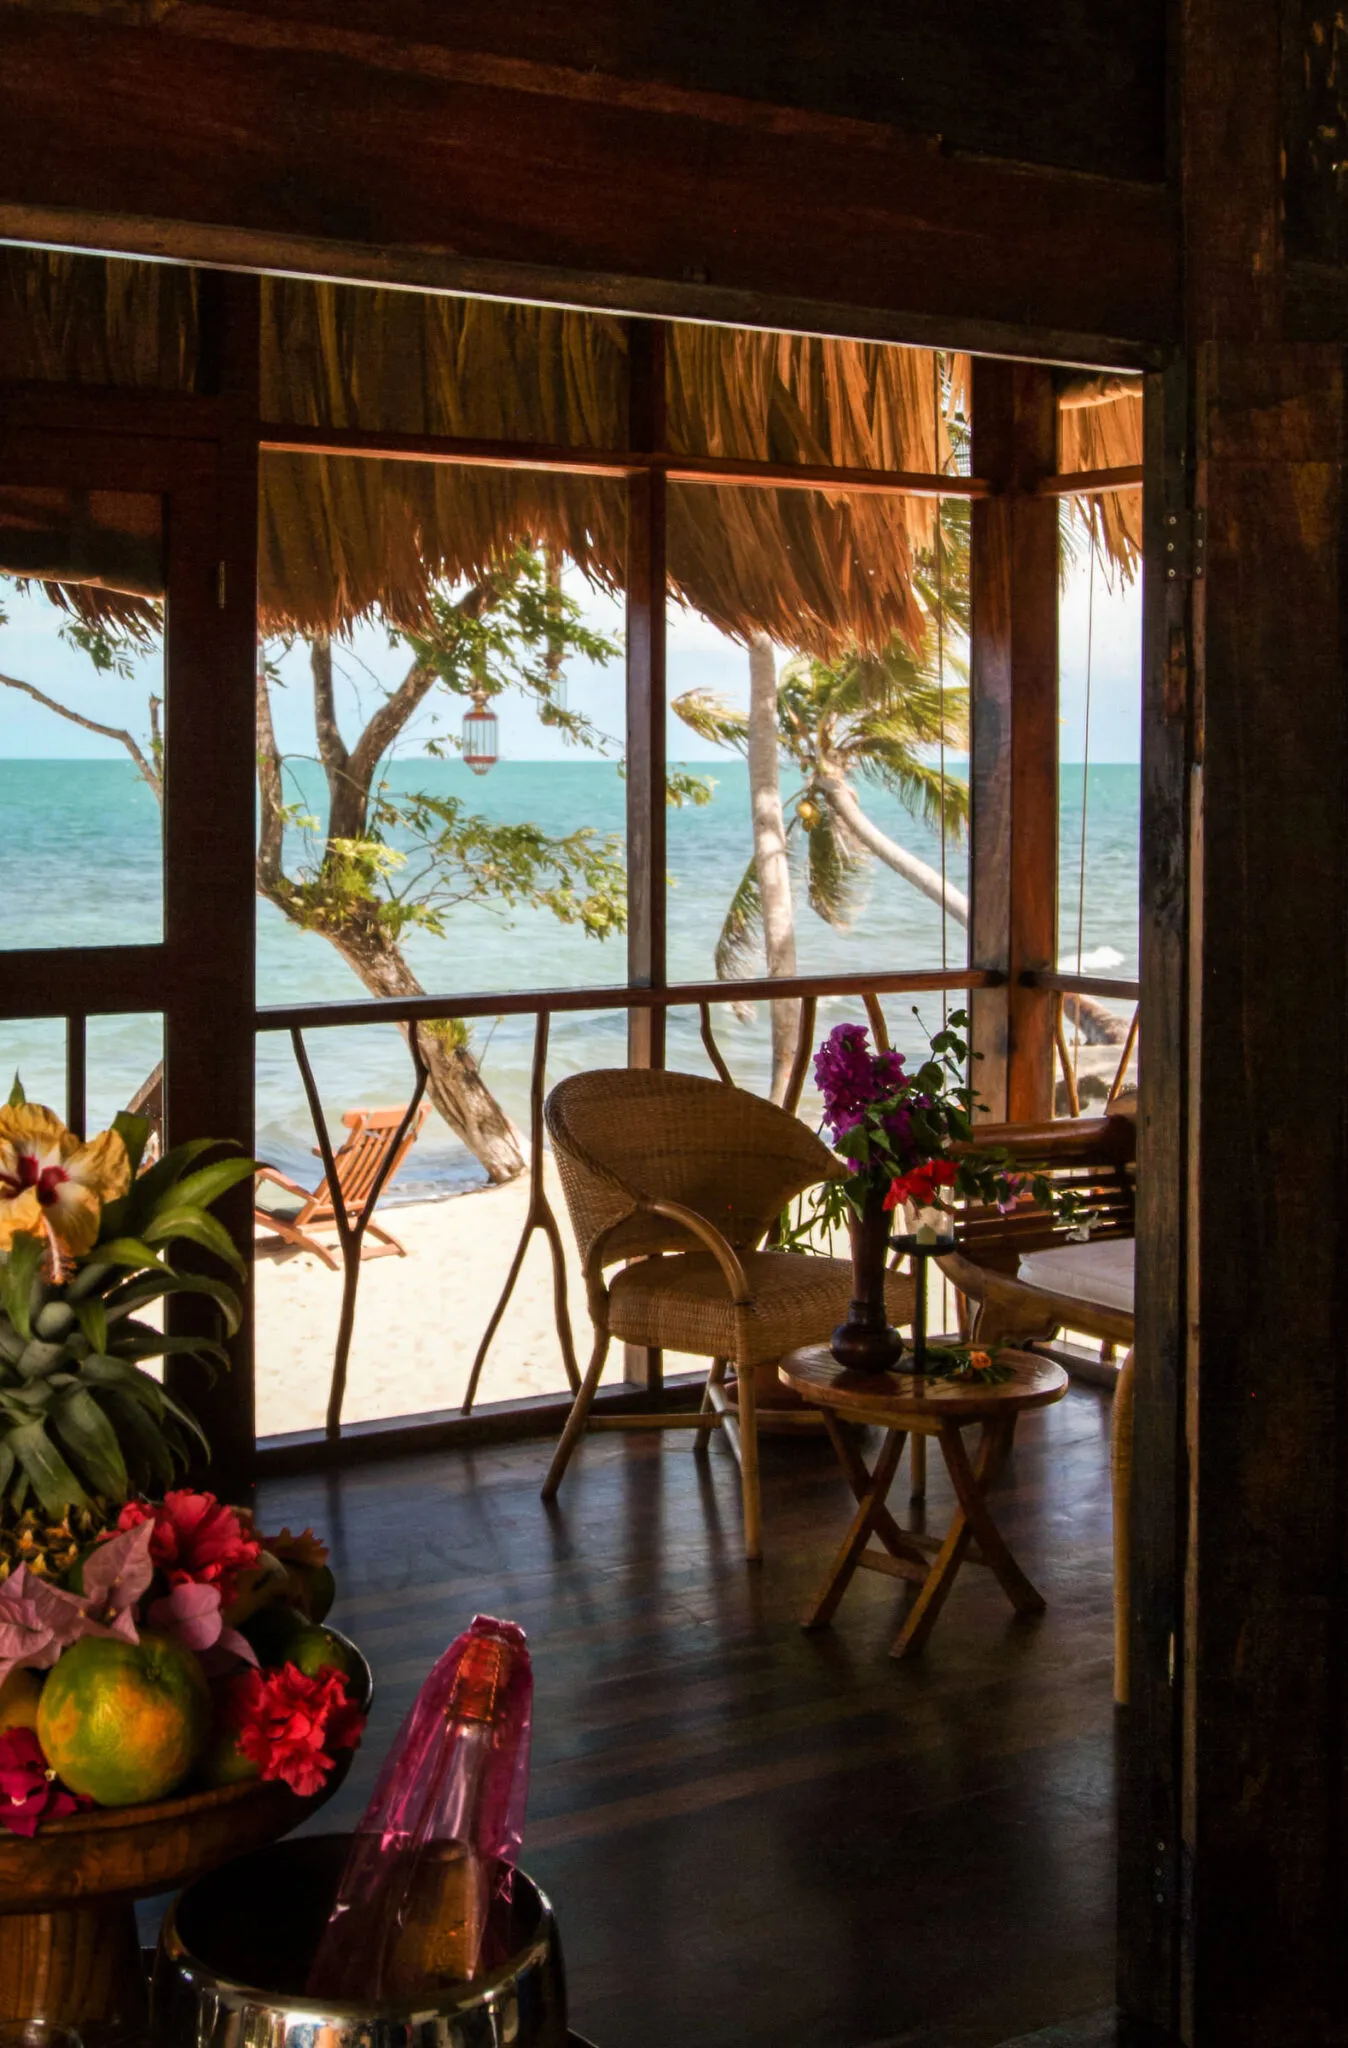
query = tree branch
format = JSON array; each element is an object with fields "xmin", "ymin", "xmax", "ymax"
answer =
[
  {"xmin": 0, "ymin": 670, "xmax": 161, "ymax": 806},
  {"xmin": 310, "ymin": 632, "xmax": 349, "ymax": 791},
  {"xmin": 255, "ymin": 659, "xmax": 287, "ymax": 897},
  {"xmin": 344, "ymin": 575, "xmax": 505, "ymax": 808}
]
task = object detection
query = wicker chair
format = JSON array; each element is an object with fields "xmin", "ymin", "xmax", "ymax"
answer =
[{"xmin": 541, "ymin": 1067, "xmax": 916, "ymax": 1560}]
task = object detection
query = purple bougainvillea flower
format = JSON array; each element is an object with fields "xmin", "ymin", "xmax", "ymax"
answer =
[
  {"xmin": 147, "ymin": 1579, "xmax": 257, "ymax": 1677},
  {"xmin": 76, "ymin": 1518, "xmax": 155, "ymax": 1642},
  {"xmin": 0, "ymin": 1566, "xmax": 88, "ymax": 1688}
]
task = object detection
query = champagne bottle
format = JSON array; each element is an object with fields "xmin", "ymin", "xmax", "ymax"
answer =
[{"xmin": 307, "ymin": 1617, "xmax": 532, "ymax": 2000}]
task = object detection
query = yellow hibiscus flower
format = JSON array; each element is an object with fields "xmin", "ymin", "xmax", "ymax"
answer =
[{"xmin": 0, "ymin": 1103, "xmax": 131, "ymax": 1256}]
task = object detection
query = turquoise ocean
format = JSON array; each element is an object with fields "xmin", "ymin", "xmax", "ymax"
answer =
[{"xmin": 1, "ymin": 758, "xmax": 1139, "ymax": 1200}]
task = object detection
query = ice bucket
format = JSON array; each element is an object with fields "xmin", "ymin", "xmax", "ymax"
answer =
[{"xmin": 151, "ymin": 1833, "xmax": 568, "ymax": 2048}]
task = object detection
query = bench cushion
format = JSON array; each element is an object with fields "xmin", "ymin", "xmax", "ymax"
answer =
[{"xmin": 1018, "ymin": 1236, "xmax": 1134, "ymax": 1316}]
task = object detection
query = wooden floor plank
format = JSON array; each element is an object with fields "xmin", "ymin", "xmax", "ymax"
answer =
[{"xmin": 252, "ymin": 1385, "xmax": 1116, "ymax": 2048}]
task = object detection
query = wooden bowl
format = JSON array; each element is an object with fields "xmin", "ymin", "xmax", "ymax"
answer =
[{"xmin": 0, "ymin": 1642, "xmax": 371, "ymax": 2043}]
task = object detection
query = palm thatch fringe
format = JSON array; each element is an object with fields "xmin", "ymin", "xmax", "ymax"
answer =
[{"xmin": 0, "ymin": 252, "xmax": 1142, "ymax": 644}]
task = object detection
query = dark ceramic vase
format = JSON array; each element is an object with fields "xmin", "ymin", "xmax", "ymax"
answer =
[{"xmin": 830, "ymin": 1183, "xmax": 905, "ymax": 1372}]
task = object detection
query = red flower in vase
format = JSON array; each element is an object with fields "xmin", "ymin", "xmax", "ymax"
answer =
[
  {"xmin": 0, "ymin": 1728, "xmax": 89, "ymax": 1836},
  {"xmin": 110, "ymin": 1491, "xmax": 261, "ymax": 1605},
  {"xmin": 221, "ymin": 1662, "xmax": 363, "ymax": 1798},
  {"xmin": 884, "ymin": 1158, "xmax": 959, "ymax": 1212}
]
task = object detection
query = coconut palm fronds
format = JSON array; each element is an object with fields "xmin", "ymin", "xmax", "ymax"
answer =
[
  {"xmin": 669, "ymin": 687, "xmax": 750, "ymax": 753},
  {"xmin": 714, "ymin": 857, "xmax": 766, "ymax": 981},
  {"xmin": 804, "ymin": 801, "xmax": 863, "ymax": 929}
]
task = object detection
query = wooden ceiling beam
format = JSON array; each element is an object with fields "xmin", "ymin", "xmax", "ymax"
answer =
[{"xmin": 0, "ymin": 11, "xmax": 1176, "ymax": 365}]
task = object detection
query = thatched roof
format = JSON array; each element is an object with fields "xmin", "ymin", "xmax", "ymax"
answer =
[{"xmin": 0, "ymin": 252, "xmax": 1141, "ymax": 654}]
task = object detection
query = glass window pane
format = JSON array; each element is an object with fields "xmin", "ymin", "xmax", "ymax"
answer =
[
  {"xmin": 256, "ymin": 1008, "xmax": 637, "ymax": 1436},
  {"xmin": 0, "ymin": 250, "xmax": 198, "ymax": 391},
  {"xmin": 0, "ymin": 488, "xmax": 165, "ymax": 948},
  {"xmin": 1057, "ymin": 505, "xmax": 1141, "ymax": 1114},
  {"xmin": 665, "ymin": 479, "xmax": 969, "ymax": 1096},
  {"xmin": 261, "ymin": 279, "xmax": 628, "ymax": 447}
]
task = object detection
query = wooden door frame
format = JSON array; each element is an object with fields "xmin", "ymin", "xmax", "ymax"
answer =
[{"xmin": 0, "ymin": 415, "xmax": 257, "ymax": 1490}]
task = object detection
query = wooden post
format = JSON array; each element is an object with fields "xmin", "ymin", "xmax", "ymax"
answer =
[
  {"xmin": 162, "ymin": 272, "xmax": 260, "ymax": 1496},
  {"xmin": 623, "ymin": 318, "xmax": 667, "ymax": 1388},
  {"xmin": 969, "ymin": 359, "xmax": 1058, "ymax": 1124},
  {"xmin": 1119, "ymin": 3, "xmax": 1348, "ymax": 2040}
]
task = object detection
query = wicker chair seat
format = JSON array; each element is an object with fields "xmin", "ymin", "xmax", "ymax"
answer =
[{"xmin": 607, "ymin": 1251, "xmax": 917, "ymax": 1367}]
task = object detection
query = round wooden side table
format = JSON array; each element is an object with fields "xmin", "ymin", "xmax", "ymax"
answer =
[{"xmin": 778, "ymin": 1343, "xmax": 1069, "ymax": 1658}]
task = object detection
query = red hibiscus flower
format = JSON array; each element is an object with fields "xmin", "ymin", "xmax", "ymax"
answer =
[
  {"xmin": 0, "ymin": 1728, "xmax": 89, "ymax": 1836},
  {"xmin": 221, "ymin": 1662, "xmax": 363, "ymax": 1799},
  {"xmin": 884, "ymin": 1157, "xmax": 959, "ymax": 1212},
  {"xmin": 112, "ymin": 1491, "xmax": 261, "ymax": 1605}
]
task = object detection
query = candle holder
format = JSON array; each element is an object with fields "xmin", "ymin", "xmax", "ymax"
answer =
[{"xmin": 888, "ymin": 1231, "xmax": 956, "ymax": 1377}]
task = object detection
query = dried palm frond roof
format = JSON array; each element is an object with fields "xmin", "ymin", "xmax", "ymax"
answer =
[{"xmin": 0, "ymin": 252, "xmax": 1141, "ymax": 653}]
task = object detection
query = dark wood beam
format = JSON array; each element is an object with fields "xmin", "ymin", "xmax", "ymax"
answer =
[
  {"xmin": 0, "ymin": 10, "xmax": 1176, "ymax": 362},
  {"xmin": 970, "ymin": 360, "xmax": 1060, "ymax": 1126},
  {"xmin": 161, "ymin": 273, "xmax": 260, "ymax": 1497}
]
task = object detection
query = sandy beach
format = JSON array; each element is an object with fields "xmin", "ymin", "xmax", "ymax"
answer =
[
  {"xmin": 254, "ymin": 1031, "xmax": 1135, "ymax": 1440},
  {"xmin": 254, "ymin": 1153, "xmax": 701, "ymax": 1438}
]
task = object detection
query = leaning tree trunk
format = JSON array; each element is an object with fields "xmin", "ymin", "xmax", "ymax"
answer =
[
  {"xmin": 747, "ymin": 635, "xmax": 799, "ymax": 1101},
  {"xmin": 321, "ymin": 914, "xmax": 526, "ymax": 1184},
  {"xmin": 817, "ymin": 775, "xmax": 1127, "ymax": 1047}
]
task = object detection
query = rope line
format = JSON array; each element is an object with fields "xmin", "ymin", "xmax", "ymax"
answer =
[
  {"xmin": 933, "ymin": 349, "xmax": 949, "ymax": 1029},
  {"xmin": 1070, "ymin": 499, "xmax": 1098, "ymax": 1086}
]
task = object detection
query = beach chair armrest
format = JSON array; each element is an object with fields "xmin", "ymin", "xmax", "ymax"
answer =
[{"xmin": 255, "ymin": 1164, "xmax": 312, "ymax": 1201}]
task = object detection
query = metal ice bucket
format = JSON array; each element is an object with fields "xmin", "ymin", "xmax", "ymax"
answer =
[{"xmin": 151, "ymin": 1833, "xmax": 568, "ymax": 2048}]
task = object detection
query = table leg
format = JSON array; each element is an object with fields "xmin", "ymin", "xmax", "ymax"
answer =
[
  {"xmin": 821, "ymin": 1414, "xmax": 933, "ymax": 1567},
  {"xmin": 889, "ymin": 1417, "xmax": 1038, "ymax": 1659},
  {"xmin": 802, "ymin": 1426, "xmax": 907, "ymax": 1629},
  {"xmin": 941, "ymin": 1416, "xmax": 1045, "ymax": 1616}
]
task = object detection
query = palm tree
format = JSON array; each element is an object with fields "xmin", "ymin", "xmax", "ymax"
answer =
[{"xmin": 673, "ymin": 618, "xmax": 971, "ymax": 1098}]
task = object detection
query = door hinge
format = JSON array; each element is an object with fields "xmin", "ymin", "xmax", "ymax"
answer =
[
  {"xmin": 217, "ymin": 561, "xmax": 227, "ymax": 610},
  {"xmin": 1164, "ymin": 505, "xmax": 1205, "ymax": 582}
]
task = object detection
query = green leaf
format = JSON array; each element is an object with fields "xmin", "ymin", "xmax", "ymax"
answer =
[
  {"xmin": 7, "ymin": 1074, "xmax": 25, "ymax": 1108},
  {"xmin": 105, "ymin": 1268, "xmax": 241, "ymax": 1337},
  {"xmin": 6, "ymin": 1421, "xmax": 89, "ymax": 1516},
  {"xmin": 93, "ymin": 1238, "xmax": 168, "ymax": 1273},
  {"xmin": 156, "ymin": 1383, "xmax": 211, "ymax": 1457},
  {"xmin": 0, "ymin": 1234, "xmax": 44, "ymax": 1342},
  {"xmin": 0, "ymin": 1445, "xmax": 17, "ymax": 1500},
  {"xmin": 15, "ymin": 1338, "xmax": 66, "ymax": 1383},
  {"xmin": 143, "ymin": 1207, "xmax": 246, "ymax": 1277},
  {"xmin": 51, "ymin": 1388, "xmax": 130, "ymax": 1502},
  {"xmin": 112, "ymin": 1110, "xmax": 151, "ymax": 1179},
  {"xmin": 97, "ymin": 1391, "xmax": 177, "ymax": 1493},
  {"xmin": 79, "ymin": 1352, "xmax": 166, "ymax": 1418},
  {"xmin": 161, "ymin": 1157, "xmax": 254, "ymax": 1216},
  {"xmin": 75, "ymin": 1301, "xmax": 109, "ymax": 1356}
]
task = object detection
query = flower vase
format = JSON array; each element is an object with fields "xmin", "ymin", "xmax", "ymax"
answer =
[{"xmin": 830, "ymin": 1184, "xmax": 905, "ymax": 1373}]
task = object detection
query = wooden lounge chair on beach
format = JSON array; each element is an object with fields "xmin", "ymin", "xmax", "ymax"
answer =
[{"xmin": 254, "ymin": 1103, "xmax": 430, "ymax": 1270}]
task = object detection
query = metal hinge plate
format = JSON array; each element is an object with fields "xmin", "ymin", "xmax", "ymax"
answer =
[{"xmin": 1164, "ymin": 505, "xmax": 1205, "ymax": 582}]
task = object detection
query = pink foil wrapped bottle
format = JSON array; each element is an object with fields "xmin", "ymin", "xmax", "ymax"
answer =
[{"xmin": 306, "ymin": 1615, "xmax": 532, "ymax": 1999}]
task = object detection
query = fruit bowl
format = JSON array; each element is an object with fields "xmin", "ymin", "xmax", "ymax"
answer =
[{"xmin": 0, "ymin": 1645, "xmax": 371, "ymax": 2043}]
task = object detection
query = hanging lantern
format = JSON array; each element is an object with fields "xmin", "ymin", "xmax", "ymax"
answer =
[{"xmin": 461, "ymin": 685, "xmax": 499, "ymax": 774}]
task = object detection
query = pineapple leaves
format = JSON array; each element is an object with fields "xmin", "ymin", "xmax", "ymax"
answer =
[
  {"xmin": 51, "ymin": 1388, "xmax": 130, "ymax": 1503},
  {"xmin": 0, "ymin": 1234, "xmax": 43, "ymax": 1343},
  {"xmin": 143, "ymin": 1206, "xmax": 246, "ymax": 1278},
  {"xmin": 8, "ymin": 1421, "xmax": 89, "ymax": 1517}
]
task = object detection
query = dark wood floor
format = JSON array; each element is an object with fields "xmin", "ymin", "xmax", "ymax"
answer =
[{"xmin": 257, "ymin": 1385, "xmax": 1118, "ymax": 2048}]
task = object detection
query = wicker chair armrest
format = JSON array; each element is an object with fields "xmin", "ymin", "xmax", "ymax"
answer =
[{"xmin": 645, "ymin": 1199, "xmax": 752, "ymax": 1305}]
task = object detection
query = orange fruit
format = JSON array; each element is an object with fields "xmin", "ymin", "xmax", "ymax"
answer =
[
  {"xmin": 0, "ymin": 1668, "xmax": 41, "ymax": 1734},
  {"xmin": 37, "ymin": 1631, "xmax": 209, "ymax": 1807}
]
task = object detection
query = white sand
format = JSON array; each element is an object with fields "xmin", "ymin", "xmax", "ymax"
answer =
[{"xmin": 254, "ymin": 1155, "xmax": 682, "ymax": 1438}]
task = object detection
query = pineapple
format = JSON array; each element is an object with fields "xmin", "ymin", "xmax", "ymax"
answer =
[{"xmin": 0, "ymin": 1500, "xmax": 111, "ymax": 1584}]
